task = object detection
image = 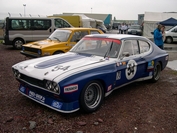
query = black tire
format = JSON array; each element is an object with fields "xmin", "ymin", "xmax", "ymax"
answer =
[
  {"xmin": 165, "ymin": 37, "xmax": 173, "ymax": 44},
  {"xmin": 13, "ymin": 39, "xmax": 24, "ymax": 50},
  {"xmin": 80, "ymin": 81, "xmax": 104, "ymax": 113},
  {"xmin": 53, "ymin": 51, "xmax": 64, "ymax": 55},
  {"xmin": 151, "ymin": 62, "xmax": 161, "ymax": 82}
]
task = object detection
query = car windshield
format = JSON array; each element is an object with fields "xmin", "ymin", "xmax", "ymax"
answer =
[
  {"xmin": 130, "ymin": 25, "xmax": 141, "ymax": 29},
  {"xmin": 70, "ymin": 37, "xmax": 121, "ymax": 58},
  {"xmin": 48, "ymin": 29, "xmax": 71, "ymax": 42}
]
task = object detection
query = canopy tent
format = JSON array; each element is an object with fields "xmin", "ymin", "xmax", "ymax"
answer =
[{"xmin": 159, "ymin": 17, "xmax": 177, "ymax": 26}]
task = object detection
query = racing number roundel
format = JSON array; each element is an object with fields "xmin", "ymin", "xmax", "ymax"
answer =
[{"xmin": 125, "ymin": 60, "xmax": 137, "ymax": 80}]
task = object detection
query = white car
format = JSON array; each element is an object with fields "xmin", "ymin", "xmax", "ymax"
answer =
[{"xmin": 165, "ymin": 25, "xmax": 177, "ymax": 43}]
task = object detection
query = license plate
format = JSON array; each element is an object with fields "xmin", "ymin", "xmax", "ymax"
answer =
[{"xmin": 28, "ymin": 90, "xmax": 45, "ymax": 103}]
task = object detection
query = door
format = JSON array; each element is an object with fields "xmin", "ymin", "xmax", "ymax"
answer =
[
  {"xmin": 31, "ymin": 19, "xmax": 52, "ymax": 41},
  {"xmin": 115, "ymin": 39, "xmax": 149, "ymax": 87}
]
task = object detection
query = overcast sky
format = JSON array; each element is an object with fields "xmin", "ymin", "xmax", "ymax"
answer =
[{"xmin": 0, "ymin": 0, "xmax": 177, "ymax": 20}]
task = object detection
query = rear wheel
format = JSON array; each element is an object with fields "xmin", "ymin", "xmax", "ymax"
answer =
[
  {"xmin": 13, "ymin": 39, "xmax": 24, "ymax": 50},
  {"xmin": 151, "ymin": 62, "xmax": 161, "ymax": 82},
  {"xmin": 165, "ymin": 37, "xmax": 173, "ymax": 44},
  {"xmin": 80, "ymin": 81, "xmax": 104, "ymax": 113}
]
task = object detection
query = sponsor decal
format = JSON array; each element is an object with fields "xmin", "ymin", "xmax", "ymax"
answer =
[
  {"xmin": 147, "ymin": 60, "xmax": 154, "ymax": 71},
  {"xmin": 64, "ymin": 84, "xmax": 78, "ymax": 93},
  {"xmin": 51, "ymin": 100, "xmax": 63, "ymax": 109},
  {"xmin": 122, "ymin": 62, "xmax": 126, "ymax": 65},
  {"xmin": 29, "ymin": 91, "xmax": 45, "ymax": 103},
  {"xmin": 19, "ymin": 86, "xmax": 25, "ymax": 93},
  {"xmin": 116, "ymin": 62, "xmax": 126, "ymax": 67},
  {"xmin": 116, "ymin": 71, "xmax": 121, "ymax": 80},
  {"xmin": 107, "ymin": 85, "xmax": 112, "ymax": 91},
  {"xmin": 105, "ymin": 57, "xmax": 109, "ymax": 60},
  {"xmin": 125, "ymin": 60, "xmax": 137, "ymax": 80}
]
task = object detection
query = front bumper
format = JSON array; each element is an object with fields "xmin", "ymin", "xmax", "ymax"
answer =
[
  {"xmin": 20, "ymin": 51, "xmax": 41, "ymax": 58},
  {"xmin": 19, "ymin": 85, "xmax": 80, "ymax": 113}
]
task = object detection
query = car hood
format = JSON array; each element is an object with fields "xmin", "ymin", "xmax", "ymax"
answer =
[
  {"xmin": 12, "ymin": 52, "xmax": 111, "ymax": 81},
  {"xmin": 23, "ymin": 39, "xmax": 64, "ymax": 49}
]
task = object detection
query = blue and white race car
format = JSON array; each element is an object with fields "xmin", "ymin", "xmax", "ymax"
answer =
[{"xmin": 12, "ymin": 34, "xmax": 169, "ymax": 113}]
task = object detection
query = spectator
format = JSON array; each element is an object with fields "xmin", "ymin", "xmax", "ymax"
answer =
[
  {"xmin": 118, "ymin": 24, "xmax": 121, "ymax": 34},
  {"xmin": 161, "ymin": 25, "xmax": 166, "ymax": 42},
  {"xmin": 153, "ymin": 24, "xmax": 164, "ymax": 50}
]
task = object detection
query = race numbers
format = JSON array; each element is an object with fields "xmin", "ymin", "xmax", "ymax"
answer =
[{"xmin": 125, "ymin": 60, "xmax": 137, "ymax": 80}]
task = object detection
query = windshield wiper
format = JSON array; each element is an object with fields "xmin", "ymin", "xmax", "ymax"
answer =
[
  {"xmin": 104, "ymin": 41, "xmax": 113, "ymax": 59},
  {"xmin": 53, "ymin": 37, "xmax": 61, "ymax": 42},
  {"xmin": 47, "ymin": 37, "xmax": 52, "ymax": 41}
]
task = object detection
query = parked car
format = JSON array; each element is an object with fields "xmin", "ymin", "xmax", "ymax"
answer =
[
  {"xmin": 127, "ymin": 25, "xmax": 142, "ymax": 36},
  {"xmin": 165, "ymin": 25, "xmax": 177, "ymax": 43},
  {"xmin": 12, "ymin": 34, "xmax": 168, "ymax": 113},
  {"xmin": 20, "ymin": 27, "xmax": 103, "ymax": 58}
]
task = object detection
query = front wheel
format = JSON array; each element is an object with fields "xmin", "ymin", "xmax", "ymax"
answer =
[
  {"xmin": 80, "ymin": 81, "xmax": 104, "ymax": 113},
  {"xmin": 151, "ymin": 62, "xmax": 161, "ymax": 82},
  {"xmin": 165, "ymin": 37, "xmax": 173, "ymax": 44},
  {"xmin": 13, "ymin": 39, "xmax": 24, "ymax": 50}
]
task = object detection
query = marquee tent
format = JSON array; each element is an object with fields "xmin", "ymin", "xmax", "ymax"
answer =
[{"xmin": 159, "ymin": 17, "xmax": 177, "ymax": 26}]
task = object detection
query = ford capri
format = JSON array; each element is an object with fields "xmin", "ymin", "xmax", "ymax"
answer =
[{"xmin": 12, "ymin": 34, "xmax": 169, "ymax": 113}]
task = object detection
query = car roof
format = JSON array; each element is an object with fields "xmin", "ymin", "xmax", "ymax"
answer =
[
  {"xmin": 59, "ymin": 27, "xmax": 100, "ymax": 31},
  {"xmin": 85, "ymin": 34, "xmax": 148, "ymax": 40}
]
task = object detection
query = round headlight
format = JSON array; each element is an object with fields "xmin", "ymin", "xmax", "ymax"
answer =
[
  {"xmin": 22, "ymin": 46, "xmax": 25, "ymax": 51},
  {"xmin": 38, "ymin": 49, "xmax": 41, "ymax": 55}
]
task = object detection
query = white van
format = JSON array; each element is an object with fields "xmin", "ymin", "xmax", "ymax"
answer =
[
  {"xmin": 165, "ymin": 25, "xmax": 177, "ymax": 43},
  {"xmin": 3, "ymin": 17, "xmax": 73, "ymax": 49}
]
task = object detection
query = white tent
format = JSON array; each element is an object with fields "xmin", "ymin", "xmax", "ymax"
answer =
[
  {"xmin": 73, "ymin": 14, "xmax": 104, "ymax": 28},
  {"xmin": 143, "ymin": 12, "xmax": 177, "ymax": 38}
]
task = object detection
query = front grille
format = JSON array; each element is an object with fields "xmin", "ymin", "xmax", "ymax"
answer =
[
  {"xmin": 20, "ymin": 73, "xmax": 45, "ymax": 88},
  {"xmin": 24, "ymin": 47, "xmax": 39, "ymax": 53}
]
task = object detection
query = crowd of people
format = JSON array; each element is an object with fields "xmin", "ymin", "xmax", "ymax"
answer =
[{"xmin": 117, "ymin": 23, "xmax": 131, "ymax": 34}]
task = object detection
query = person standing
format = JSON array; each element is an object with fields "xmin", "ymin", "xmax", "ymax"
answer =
[{"xmin": 153, "ymin": 24, "xmax": 164, "ymax": 50}]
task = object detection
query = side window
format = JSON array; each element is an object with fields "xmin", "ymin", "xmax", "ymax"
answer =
[
  {"xmin": 55, "ymin": 19, "xmax": 71, "ymax": 28},
  {"xmin": 121, "ymin": 40, "xmax": 133, "ymax": 57},
  {"xmin": 173, "ymin": 28, "xmax": 177, "ymax": 32},
  {"xmin": 90, "ymin": 30, "xmax": 100, "ymax": 34},
  {"xmin": 139, "ymin": 40, "xmax": 150, "ymax": 53},
  {"xmin": 132, "ymin": 40, "xmax": 140, "ymax": 55},
  {"xmin": 71, "ymin": 31, "xmax": 88, "ymax": 42},
  {"xmin": 11, "ymin": 19, "xmax": 30, "ymax": 30},
  {"xmin": 63, "ymin": 20, "xmax": 71, "ymax": 27},
  {"xmin": 33, "ymin": 19, "xmax": 51, "ymax": 30}
]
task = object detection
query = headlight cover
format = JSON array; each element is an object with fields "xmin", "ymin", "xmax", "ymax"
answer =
[
  {"xmin": 45, "ymin": 80, "xmax": 60, "ymax": 94},
  {"xmin": 12, "ymin": 68, "xmax": 21, "ymax": 79}
]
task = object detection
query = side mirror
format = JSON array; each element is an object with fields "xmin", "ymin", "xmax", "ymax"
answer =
[{"xmin": 122, "ymin": 52, "xmax": 130, "ymax": 57}]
